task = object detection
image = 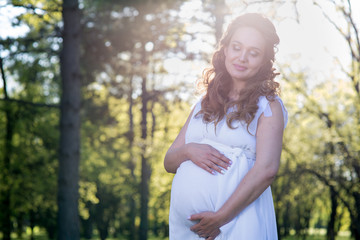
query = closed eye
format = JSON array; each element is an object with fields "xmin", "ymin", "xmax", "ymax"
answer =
[
  {"xmin": 232, "ymin": 44, "xmax": 241, "ymax": 51},
  {"xmin": 249, "ymin": 50, "xmax": 260, "ymax": 57}
]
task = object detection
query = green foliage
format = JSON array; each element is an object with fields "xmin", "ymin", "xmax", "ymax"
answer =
[
  {"xmin": 274, "ymin": 61, "xmax": 360, "ymax": 238},
  {"xmin": 1, "ymin": 0, "xmax": 359, "ymax": 239},
  {"xmin": 0, "ymin": 0, "xmax": 62, "ymax": 238}
]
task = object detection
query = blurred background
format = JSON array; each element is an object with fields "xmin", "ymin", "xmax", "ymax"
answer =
[{"xmin": 0, "ymin": 0, "xmax": 359, "ymax": 239}]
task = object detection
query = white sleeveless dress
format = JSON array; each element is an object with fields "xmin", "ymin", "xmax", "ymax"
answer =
[{"xmin": 169, "ymin": 96, "xmax": 288, "ymax": 240}]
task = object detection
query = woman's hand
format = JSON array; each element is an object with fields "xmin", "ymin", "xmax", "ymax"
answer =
[
  {"xmin": 165, "ymin": 107, "xmax": 232, "ymax": 174},
  {"xmin": 189, "ymin": 212, "xmax": 222, "ymax": 239},
  {"xmin": 187, "ymin": 143, "xmax": 232, "ymax": 175}
]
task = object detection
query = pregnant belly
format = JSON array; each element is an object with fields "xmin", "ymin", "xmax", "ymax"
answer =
[
  {"xmin": 170, "ymin": 160, "xmax": 224, "ymax": 220},
  {"xmin": 170, "ymin": 148, "xmax": 253, "ymax": 222}
]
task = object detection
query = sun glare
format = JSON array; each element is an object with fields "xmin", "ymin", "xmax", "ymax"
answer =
[
  {"xmin": 274, "ymin": 0, "xmax": 352, "ymax": 86},
  {"xmin": 0, "ymin": 0, "xmax": 29, "ymax": 39},
  {"xmin": 1, "ymin": 0, "xmax": 358, "ymax": 90}
]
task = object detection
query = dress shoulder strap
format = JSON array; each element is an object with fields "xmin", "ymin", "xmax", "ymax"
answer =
[{"xmin": 247, "ymin": 96, "xmax": 288, "ymax": 135}]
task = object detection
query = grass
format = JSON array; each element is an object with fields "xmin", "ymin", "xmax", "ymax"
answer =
[
  {"xmin": 2, "ymin": 227, "xmax": 353, "ymax": 240},
  {"xmin": 281, "ymin": 229, "xmax": 353, "ymax": 240},
  {"xmin": 5, "ymin": 234, "xmax": 168, "ymax": 240},
  {"xmin": 3, "ymin": 228, "xmax": 169, "ymax": 240},
  {"xmin": 6, "ymin": 234, "xmax": 354, "ymax": 240},
  {"xmin": 6, "ymin": 235, "xmax": 354, "ymax": 240},
  {"xmin": 283, "ymin": 237, "xmax": 352, "ymax": 240}
]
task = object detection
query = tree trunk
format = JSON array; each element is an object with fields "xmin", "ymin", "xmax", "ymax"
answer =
[
  {"xmin": 57, "ymin": 0, "xmax": 81, "ymax": 239},
  {"xmin": 127, "ymin": 76, "xmax": 137, "ymax": 240},
  {"xmin": 139, "ymin": 75, "xmax": 151, "ymax": 240},
  {"xmin": 326, "ymin": 186, "xmax": 337, "ymax": 240},
  {"xmin": 94, "ymin": 186, "xmax": 110, "ymax": 240},
  {"xmin": 80, "ymin": 209, "xmax": 93, "ymax": 239},
  {"xmin": 350, "ymin": 191, "xmax": 360, "ymax": 239},
  {"xmin": 0, "ymin": 57, "xmax": 13, "ymax": 240},
  {"xmin": 283, "ymin": 201, "xmax": 290, "ymax": 237},
  {"xmin": 214, "ymin": 0, "xmax": 228, "ymax": 43},
  {"xmin": 1, "ymin": 105, "xmax": 13, "ymax": 240},
  {"xmin": 30, "ymin": 210, "xmax": 35, "ymax": 240}
]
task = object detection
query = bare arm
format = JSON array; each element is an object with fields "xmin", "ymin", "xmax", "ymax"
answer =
[
  {"xmin": 190, "ymin": 100, "xmax": 285, "ymax": 237},
  {"xmin": 164, "ymin": 106, "xmax": 232, "ymax": 174},
  {"xmin": 163, "ymin": 108, "xmax": 194, "ymax": 173}
]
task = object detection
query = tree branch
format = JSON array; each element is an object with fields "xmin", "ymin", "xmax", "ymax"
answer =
[
  {"xmin": 0, "ymin": 98, "xmax": 59, "ymax": 108},
  {"xmin": 10, "ymin": 2, "xmax": 62, "ymax": 13},
  {"xmin": 301, "ymin": 167, "xmax": 357, "ymax": 224},
  {"xmin": 312, "ymin": 0, "xmax": 360, "ymax": 96},
  {"xmin": 345, "ymin": 0, "xmax": 360, "ymax": 62},
  {"xmin": 0, "ymin": 57, "xmax": 8, "ymax": 99}
]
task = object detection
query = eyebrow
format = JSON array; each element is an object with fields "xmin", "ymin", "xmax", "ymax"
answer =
[{"xmin": 231, "ymin": 40, "xmax": 263, "ymax": 52}]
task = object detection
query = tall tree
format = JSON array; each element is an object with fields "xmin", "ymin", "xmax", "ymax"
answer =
[
  {"xmin": 0, "ymin": 1, "xmax": 62, "ymax": 237},
  {"xmin": 202, "ymin": 0, "xmax": 229, "ymax": 43},
  {"xmin": 306, "ymin": 0, "xmax": 360, "ymax": 238},
  {"xmin": 57, "ymin": 0, "xmax": 81, "ymax": 239},
  {"xmin": 139, "ymin": 71, "xmax": 150, "ymax": 240},
  {"xmin": 78, "ymin": 1, "xmax": 187, "ymax": 238},
  {"xmin": 0, "ymin": 57, "xmax": 14, "ymax": 240}
]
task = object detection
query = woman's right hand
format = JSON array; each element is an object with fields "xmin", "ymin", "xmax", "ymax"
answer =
[
  {"xmin": 164, "ymin": 106, "xmax": 232, "ymax": 174},
  {"xmin": 186, "ymin": 143, "xmax": 232, "ymax": 175}
]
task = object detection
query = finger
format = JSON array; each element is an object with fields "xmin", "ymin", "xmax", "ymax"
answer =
[
  {"xmin": 209, "ymin": 155, "xmax": 228, "ymax": 171},
  {"xmin": 204, "ymin": 153, "xmax": 227, "ymax": 170},
  {"xmin": 215, "ymin": 153, "xmax": 232, "ymax": 166},
  {"xmin": 190, "ymin": 221, "xmax": 203, "ymax": 232},
  {"xmin": 189, "ymin": 213, "xmax": 202, "ymax": 221},
  {"xmin": 206, "ymin": 160, "xmax": 225, "ymax": 174},
  {"xmin": 190, "ymin": 224, "xmax": 199, "ymax": 232},
  {"xmin": 189, "ymin": 212, "xmax": 204, "ymax": 222},
  {"xmin": 202, "ymin": 145, "xmax": 228, "ymax": 166},
  {"xmin": 207, "ymin": 229, "xmax": 221, "ymax": 240},
  {"xmin": 209, "ymin": 149, "xmax": 232, "ymax": 167},
  {"xmin": 219, "ymin": 154, "xmax": 232, "ymax": 166},
  {"xmin": 200, "ymin": 163, "xmax": 217, "ymax": 175}
]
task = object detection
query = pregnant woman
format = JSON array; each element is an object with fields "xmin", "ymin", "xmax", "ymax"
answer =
[{"xmin": 164, "ymin": 13, "xmax": 288, "ymax": 240}]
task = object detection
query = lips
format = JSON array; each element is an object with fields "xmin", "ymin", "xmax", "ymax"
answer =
[{"xmin": 233, "ymin": 64, "xmax": 247, "ymax": 71}]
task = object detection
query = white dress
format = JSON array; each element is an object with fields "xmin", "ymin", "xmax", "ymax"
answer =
[{"xmin": 169, "ymin": 96, "xmax": 288, "ymax": 240}]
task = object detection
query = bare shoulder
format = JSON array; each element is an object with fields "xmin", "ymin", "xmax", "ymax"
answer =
[
  {"xmin": 270, "ymin": 99, "xmax": 284, "ymax": 119},
  {"xmin": 258, "ymin": 99, "xmax": 285, "ymax": 133}
]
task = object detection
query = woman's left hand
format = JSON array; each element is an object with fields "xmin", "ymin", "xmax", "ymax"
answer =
[{"xmin": 189, "ymin": 212, "xmax": 222, "ymax": 239}]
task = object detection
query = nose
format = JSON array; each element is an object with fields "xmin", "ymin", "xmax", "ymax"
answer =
[{"xmin": 238, "ymin": 50, "xmax": 248, "ymax": 62}]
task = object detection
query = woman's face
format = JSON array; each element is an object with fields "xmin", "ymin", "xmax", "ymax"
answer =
[{"xmin": 224, "ymin": 26, "xmax": 266, "ymax": 88}]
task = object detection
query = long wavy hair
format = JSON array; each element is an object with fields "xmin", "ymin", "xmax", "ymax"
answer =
[{"xmin": 196, "ymin": 13, "xmax": 281, "ymax": 133}]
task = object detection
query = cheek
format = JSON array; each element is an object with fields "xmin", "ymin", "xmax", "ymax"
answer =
[
  {"xmin": 224, "ymin": 51, "xmax": 232, "ymax": 70},
  {"xmin": 251, "ymin": 58, "xmax": 265, "ymax": 71},
  {"xmin": 224, "ymin": 57, "xmax": 232, "ymax": 73},
  {"xmin": 224, "ymin": 53, "xmax": 238, "ymax": 72},
  {"xmin": 224, "ymin": 47, "xmax": 237, "ymax": 61}
]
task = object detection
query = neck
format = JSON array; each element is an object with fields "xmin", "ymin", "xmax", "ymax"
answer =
[
  {"xmin": 228, "ymin": 82, "xmax": 245, "ymax": 101},
  {"xmin": 228, "ymin": 89, "xmax": 241, "ymax": 101}
]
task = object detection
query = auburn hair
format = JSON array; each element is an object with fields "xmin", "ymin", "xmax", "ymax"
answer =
[{"xmin": 196, "ymin": 13, "xmax": 281, "ymax": 133}]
